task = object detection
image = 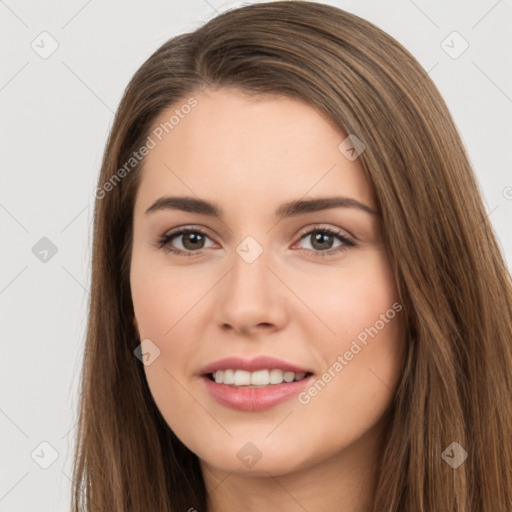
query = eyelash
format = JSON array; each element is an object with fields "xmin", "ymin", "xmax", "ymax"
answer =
[{"xmin": 154, "ymin": 224, "xmax": 356, "ymax": 258}]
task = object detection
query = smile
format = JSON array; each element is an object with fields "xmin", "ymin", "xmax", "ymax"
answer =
[
  {"xmin": 200, "ymin": 355, "xmax": 315, "ymax": 411},
  {"xmin": 209, "ymin": 369, "xmax": 310, "ymax": 387}
]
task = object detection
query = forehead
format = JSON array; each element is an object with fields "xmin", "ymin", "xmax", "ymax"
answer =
[{"xmin": 134, "ymin": 88, "xmax": 375, "ymax": 216}]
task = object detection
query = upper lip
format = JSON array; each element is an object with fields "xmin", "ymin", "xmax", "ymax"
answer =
[{"xmin": 200, "ymin": 356, "xmax": 313, "ymax": 375}]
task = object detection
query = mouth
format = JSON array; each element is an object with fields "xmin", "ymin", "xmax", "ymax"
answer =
[
  {"xmin": 205, "ymin": 369, "xmax": 313, "ymax": 388},
  {"xmin": 199, "ymin": 356, "xmax": 315, "ymax": 411}
]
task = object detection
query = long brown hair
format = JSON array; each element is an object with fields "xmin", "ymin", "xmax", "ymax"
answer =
[{"xmin": 71, "ymin": 1, "xmax": 512, "ymax": 510}]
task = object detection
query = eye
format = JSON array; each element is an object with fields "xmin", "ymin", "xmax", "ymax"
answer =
[
  {"xmin": 294, "ymin": 225, "xmax": 356, "ymax": 257},
  {"xmin": 154, "ymin": 224, "xmax": 356, "ymax": 257},
  {"xmin": 155, "ymin": 227, "xmax": 215, "ymax": 256}
]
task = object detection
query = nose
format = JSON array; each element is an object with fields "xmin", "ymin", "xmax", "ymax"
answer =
[{"xmin": 213, "ymin": 248, "xmax": 289, "ymax": 336}]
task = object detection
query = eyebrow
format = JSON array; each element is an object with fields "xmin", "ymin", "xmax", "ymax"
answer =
[{"xmin": 145, "ymin": 195, "xmax": 378, "ymax": 218}]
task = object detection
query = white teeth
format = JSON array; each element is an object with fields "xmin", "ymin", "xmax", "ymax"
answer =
[
  {"xmin": 233, "ymin": 370, "xmax": 251, "ymax": 386},
  {"xmin": 211, "ymin": 369, "xmax": 309, "ymax": 387},
  {"xmin": 223, "ymin": 369, "xmax": 234, "ymax": 385},
  {"xmin": 283, "ymin": 371, "xmax": 295, "ymax": 383},
  {"xmin": 269, "ymin": 369, "xmax": 284, "ymax": 384},
  {"xmin": 251, "ymin": 370, "xmax": 269, "ymax": 386}
]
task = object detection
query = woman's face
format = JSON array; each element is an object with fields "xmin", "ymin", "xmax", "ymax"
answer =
[{"xmin": 130, "ymin": 87, "xmax": 406, "ymax": 477}]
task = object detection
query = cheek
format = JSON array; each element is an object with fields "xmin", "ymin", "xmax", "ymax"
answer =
[
  {"xmin": 294, "ymin": 251, "xmax": 405, "ymax": 419},
  {"xmin": 131, "ymin": 267, "xmax": 202, "ymax": 378},
  {"xmin": 295, "ymin": 313, "xmax": 405, "ymax": 459},
  {"xmin": 290, "ymin": 249, "xmax": 399, "ymax": 343},
  {"xmin": 130, "ymin": 254, "xmax": 212, "ymax": 418},
  {"xmin": 130, "ymin": 252, "xmax": 207, "ymax": 339}
]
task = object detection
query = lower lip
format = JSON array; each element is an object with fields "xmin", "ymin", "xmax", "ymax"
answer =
[{"xmin": 202, "ymin": 375, "xmax": 313, "ymax": 411}]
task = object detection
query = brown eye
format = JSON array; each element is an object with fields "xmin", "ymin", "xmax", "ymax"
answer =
[
  {"xmin": 309, "ymin": 231, "xmax": 336, "ymax": 251},
  {"xmin": 181, "ymin": 232, "xmax": 206, "ymax": 250},
  {"xmin": 296, "ymin": 226, "xmax": 356, "ymax": 257},
  {"xmin": 156, "ymin": 228, "xmax": 215, "ymax": 256}
]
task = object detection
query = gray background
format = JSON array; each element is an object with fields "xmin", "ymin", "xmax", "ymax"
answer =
[{"xmin": 1, "ymin": 0, "xmax": 511, "ymax": 510}]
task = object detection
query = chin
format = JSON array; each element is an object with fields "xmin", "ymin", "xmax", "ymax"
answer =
[{"xmin": 194, "ymin": 439, "xmax": 317, "ymax": 477}]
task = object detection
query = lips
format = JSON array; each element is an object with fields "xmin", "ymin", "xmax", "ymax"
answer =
[{"xmin": 199, "ymin": 355, "xmax": 315, "ymax": 412}]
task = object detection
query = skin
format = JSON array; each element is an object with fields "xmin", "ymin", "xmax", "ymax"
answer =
[{"xmin": 130, "ymin": 87, "xmax": 407, "ymax": 512}]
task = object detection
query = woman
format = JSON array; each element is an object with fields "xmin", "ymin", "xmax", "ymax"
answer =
[{"xmin": 72, "ymin": 1, "xmax": 512, "ymax": 510}]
